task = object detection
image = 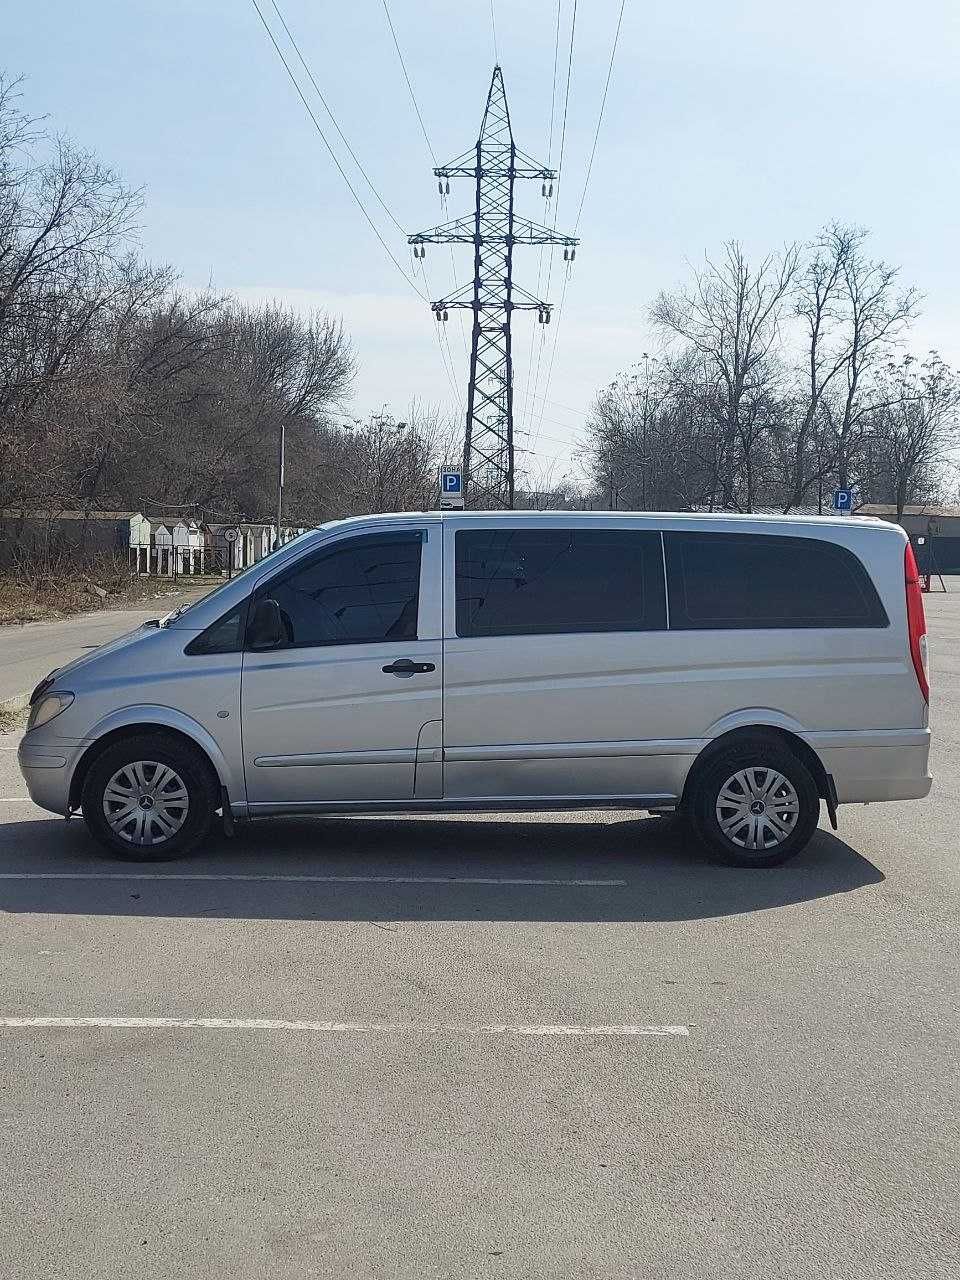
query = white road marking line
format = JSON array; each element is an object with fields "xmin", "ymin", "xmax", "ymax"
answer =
[
  {"xmin": 0, "ymin": 872, "xmax": 626, "ymax": 886},
  {"xmin": 0, "ymin": 1016, "xmax": 688, "ymax": 1037},
  {"xmin": 0, "ymin": 798, "xmax": 31, "ymax": 802}
]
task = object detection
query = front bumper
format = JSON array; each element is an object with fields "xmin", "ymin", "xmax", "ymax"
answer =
[{"xmin": 18, "ymin": 739, "xmax": 79, "ymax": 816}]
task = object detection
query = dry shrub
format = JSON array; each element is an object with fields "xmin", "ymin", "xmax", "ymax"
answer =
[{"xmin": 0, "ymin": 550, "xmax": 190, "ymax": 624}]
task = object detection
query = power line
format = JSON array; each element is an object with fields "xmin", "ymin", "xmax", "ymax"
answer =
[
  {"xmin": 556, "ymin": 0, "xmax": 578, "ymax": 188},
  {"xmin": 573, "ymin": 0, "xmax": 628, "ymax": 232},
  {"xmin": 547, "ymin": 0, "xmax": 563, "ymax": 165},
  {"xmin": 534, "ymin": 0, "xmax": 628, "ymax": 453},
  {"xmin": 377, "ymin": 3, "xmax": 469, "ymax": 365},
  {"xmin": 527, "ymin": 0, "xmax": 578, "ymax": 445},
  {"xmin": 521, "ymin": 0, "xmax": 563, "ymax": 433},
  {"xmin": 440, "ymin": 197, "xmax": 471, "ymax": 363},
  {"xmin": 517, "ymin": 426, "xmax": 581, "ymax": 448},
  {"xmin": 524, "ymin": 389, "xmax": 592, "ymax": 417},
  {"xmin": 267, "ymin": 1, "xmax": 409, "ymax": 236},
  {"xmin": 248, "ymin": 0, "xmax": 426, "ymax": 300},
  {"xmin": 268, "ymin": 0, "xmax": 408, "ymax": 237},
  {"xmin": 417, "ymin": 253, "xmax": 465, "ymax": 415},
  {"xmin": 251, "ymin": 1, "xmax": 466, "ymax": 417},
  {"xmin": 530, "ymin": 269, "xmax": 571, "ymax": 452},
  {"xmin": 381, "ymin": 0, "xmax": 437, "ymax": 166}
]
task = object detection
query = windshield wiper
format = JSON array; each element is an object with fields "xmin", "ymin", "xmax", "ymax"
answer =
[{"xmin": 157, "ymin": 605, "xmax": 187, "ymax": 628}]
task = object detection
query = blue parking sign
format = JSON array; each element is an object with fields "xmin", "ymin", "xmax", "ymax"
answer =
[
  {"xmin": 832, "ymin": 488, "xmax": 854, "ymax": 512},
  {"xmin": 440, "ymin": 467, "xmax": 464, "ymax": 508}
]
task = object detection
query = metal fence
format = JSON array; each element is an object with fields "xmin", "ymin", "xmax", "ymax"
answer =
[{"xmin": 128, "ymin": 545, "xmax": 228, "ymax": 577}]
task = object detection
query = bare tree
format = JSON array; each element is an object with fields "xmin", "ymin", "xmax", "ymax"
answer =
[
  {"xmin": 786, "ymin": 223, "xmax": 860, "ymax": 509},
  {"xmin": 0, "ymin": 77, "xmax": 142, "ymax": 511},
  {"xmin": 858, "ymin": 354, "xmax": 959, "ymax": 517},
  {"xmin": 583, "ymin": 228, "xmax": 952, "ymax": 517},
  {"xmin": 651, "ymin": 241, "xmax": 799, "ymax": 509},
  {"xmin": 585, "ymin": 354, "xmax": 731, "ymax": 511},
  {"xmin": 828, "ymin": 232, "xmax": 920, "ymax": 487},
  {"xmin": 332, "ymin": 403, "xmax": 455, "ymax": 516}
]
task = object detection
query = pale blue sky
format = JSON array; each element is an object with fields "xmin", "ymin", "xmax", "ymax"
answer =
[{"xmin": 6, "ymin": 1, "xmax": 960, "ymax": 475}]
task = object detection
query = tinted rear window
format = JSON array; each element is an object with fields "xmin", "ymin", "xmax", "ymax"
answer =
[
  {"xmin": 664, "ymin": 531, "xmax": 888, "ymax": 629},
  {"xmin": 455, "ymin": 528, "xmax": 667, "ymax": 637}
]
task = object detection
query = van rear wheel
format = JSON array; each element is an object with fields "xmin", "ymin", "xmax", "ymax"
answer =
[
  {"xmin": 81, "ymin": 733, "xmax": 217, "ymax": 861},
  {"xmin": 689, "ymin": 742, "xmax": 820, "ymax": 868}
]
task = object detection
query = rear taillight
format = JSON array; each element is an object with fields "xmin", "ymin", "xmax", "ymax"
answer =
[{"xmin": 904, "ymin": 543, "xmax": 929, "ymax": 703}]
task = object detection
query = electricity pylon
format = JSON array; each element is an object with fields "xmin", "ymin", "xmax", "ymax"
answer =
[{"xmin": 409, "ymin": 66, "xmax": 578, "ymax": 508}]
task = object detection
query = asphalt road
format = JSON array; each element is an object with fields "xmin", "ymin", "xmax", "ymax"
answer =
[
  {"xmin": 0, "ymin": 587, "xmax": 211, "ymax": 706},
  {"xmin": 0, "ymin": 590, "xmax": 957, "ymax": 1279}
]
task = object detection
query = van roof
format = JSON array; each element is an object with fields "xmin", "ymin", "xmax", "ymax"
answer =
[{"xmin": 322, "ymin": 509, "xmax": 896, "ymax": 533}]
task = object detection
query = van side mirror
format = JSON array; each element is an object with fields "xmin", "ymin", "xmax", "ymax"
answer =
[{"xmin": 247, "ymin": 597, "xmax": 285, "ymax": 650}]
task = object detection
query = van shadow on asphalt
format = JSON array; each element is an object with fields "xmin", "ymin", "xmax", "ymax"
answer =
[{"xmin": 0, "ymin": 811, "xmax": 884, "ymax": 924}]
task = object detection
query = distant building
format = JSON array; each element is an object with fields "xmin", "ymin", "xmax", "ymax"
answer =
[
  {"xmin": 129, "ymin": 515, "xmax": 207, "ymax": 575},
  {"xmin": 0, "ymin": 509, "xmax": 134, "ymax": 568},
  {"xmin": 3, "ymin": 508, "xmax": 309, "ymax": 576},
  {"xmin": 858, "ymin": 504, "xmax": 960, "ymax": 573}
]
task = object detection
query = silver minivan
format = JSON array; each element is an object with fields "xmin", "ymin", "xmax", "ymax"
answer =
[{"xmin": 18, "ymin": 511, "xmax": 932, "ymax": 868}]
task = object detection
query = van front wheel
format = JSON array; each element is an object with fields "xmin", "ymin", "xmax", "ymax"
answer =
[
  {"xmin": 81, "ymin": 733, "xmax": 217, "ymax": 860},
  {"xmin": 689, "ymin": 743, "xmax": 820, "ymax": 868}
]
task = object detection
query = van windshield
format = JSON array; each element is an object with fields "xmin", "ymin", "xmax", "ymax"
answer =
[{"xmin": 159, "ymin": 529, "xmax": 319, "ymax": 625}]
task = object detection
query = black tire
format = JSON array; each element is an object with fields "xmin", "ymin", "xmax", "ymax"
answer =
[
  {"xmin": 81, "ymin": 732, "xmax": 218, "ymax": 861},
  {"xmin": 688, "ymin": 741, "xmax": 820, "ymax": 868}
]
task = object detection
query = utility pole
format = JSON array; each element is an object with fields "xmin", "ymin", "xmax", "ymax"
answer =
[
  {"xmin": 641, "ymin": 352, "xmax": 651, "ymax": 510},
  {"xmin": 275, "ymin": 419, "xmax": 285, "ymax": 550},
  {"xmin": 409, "ymin": 66, "xmax": 578, "ymax": 508}
]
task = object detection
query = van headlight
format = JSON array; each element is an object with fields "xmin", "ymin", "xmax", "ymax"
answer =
[{"xmin": 26, "ymin": 692, "xmax": 75, "ymax": 732}]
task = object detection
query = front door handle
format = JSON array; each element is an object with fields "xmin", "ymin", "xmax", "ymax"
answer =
[{"xmin": 382, "ymin": 659, "xmax": 436, "ymax": 678}]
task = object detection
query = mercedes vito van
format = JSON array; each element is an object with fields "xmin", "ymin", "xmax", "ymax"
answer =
[{"xmin": 19, "ymin": 511, "xmax": 932, "ymax": 868}]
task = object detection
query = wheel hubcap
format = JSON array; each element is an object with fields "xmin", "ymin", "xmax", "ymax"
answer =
[
  {"xmin": 102, "ymin": 761, "xmax": 189, "ymax": 846},
  {"xmin": 715, "ymin": 767, "xmax": 800, "ymax": 851}
]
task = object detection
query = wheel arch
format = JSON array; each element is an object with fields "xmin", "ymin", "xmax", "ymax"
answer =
[
  {"xmin": 681, "ymin": 724, "xmax": 832, "ymax": 812},
  {"xmin": 68, "ymin": 710, "xmax": 233, "ymax": 812}
]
